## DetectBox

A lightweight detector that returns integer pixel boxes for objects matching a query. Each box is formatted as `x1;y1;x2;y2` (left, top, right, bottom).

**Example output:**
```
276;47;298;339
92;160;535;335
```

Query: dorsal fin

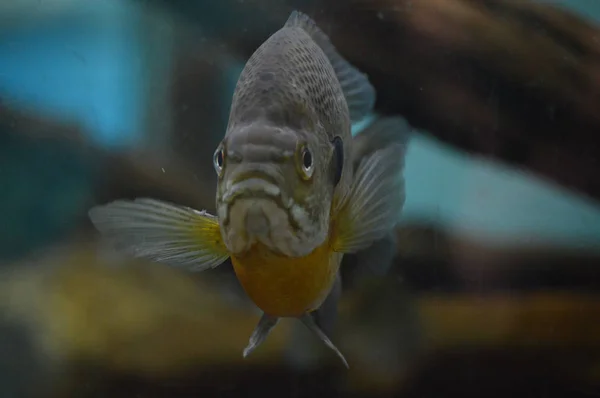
285;10;376;123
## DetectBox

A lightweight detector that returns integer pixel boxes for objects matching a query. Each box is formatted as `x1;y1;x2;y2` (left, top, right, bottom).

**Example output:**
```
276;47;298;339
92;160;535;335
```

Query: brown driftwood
144;0;600;203
310;0;600;203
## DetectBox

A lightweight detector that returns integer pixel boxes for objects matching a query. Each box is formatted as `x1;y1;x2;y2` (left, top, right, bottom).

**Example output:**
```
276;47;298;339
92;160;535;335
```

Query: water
1;1;599;397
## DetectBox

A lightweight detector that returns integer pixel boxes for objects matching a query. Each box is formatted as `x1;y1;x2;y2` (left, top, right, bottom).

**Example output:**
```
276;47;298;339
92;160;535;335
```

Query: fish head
214;121;336;258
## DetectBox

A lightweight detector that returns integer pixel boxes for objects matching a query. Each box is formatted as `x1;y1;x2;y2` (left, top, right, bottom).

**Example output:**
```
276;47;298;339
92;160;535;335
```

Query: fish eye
302;148;313;169
213;145;225;176
297;145;314;180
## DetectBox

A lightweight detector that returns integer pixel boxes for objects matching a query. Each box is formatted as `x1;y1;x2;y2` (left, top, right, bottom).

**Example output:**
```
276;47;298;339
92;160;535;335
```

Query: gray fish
87;11;406;368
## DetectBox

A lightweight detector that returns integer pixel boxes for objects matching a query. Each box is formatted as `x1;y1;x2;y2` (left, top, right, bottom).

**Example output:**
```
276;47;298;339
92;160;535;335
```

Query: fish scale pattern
227;27;349;141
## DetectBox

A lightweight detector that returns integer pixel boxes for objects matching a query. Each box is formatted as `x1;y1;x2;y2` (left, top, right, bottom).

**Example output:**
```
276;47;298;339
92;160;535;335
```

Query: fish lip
221;176;292;210
234;169;281;187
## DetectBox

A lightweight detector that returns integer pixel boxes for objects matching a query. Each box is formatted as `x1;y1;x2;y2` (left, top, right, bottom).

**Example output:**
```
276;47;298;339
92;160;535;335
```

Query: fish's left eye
213;145;225;176
298;145;314;180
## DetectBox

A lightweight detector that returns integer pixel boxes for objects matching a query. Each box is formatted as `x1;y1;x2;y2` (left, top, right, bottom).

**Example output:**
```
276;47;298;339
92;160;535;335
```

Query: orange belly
230;240;341;317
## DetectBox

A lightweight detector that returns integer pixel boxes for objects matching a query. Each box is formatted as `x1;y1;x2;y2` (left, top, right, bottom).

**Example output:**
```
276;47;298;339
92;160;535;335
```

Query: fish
88;10;407;368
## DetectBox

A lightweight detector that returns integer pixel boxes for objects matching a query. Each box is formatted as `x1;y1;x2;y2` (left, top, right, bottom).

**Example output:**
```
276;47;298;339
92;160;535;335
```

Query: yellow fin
88;198;229;271
332;141;408;254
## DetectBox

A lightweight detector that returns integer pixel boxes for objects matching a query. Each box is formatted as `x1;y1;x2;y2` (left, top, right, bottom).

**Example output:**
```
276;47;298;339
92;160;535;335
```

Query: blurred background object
1;0;600;397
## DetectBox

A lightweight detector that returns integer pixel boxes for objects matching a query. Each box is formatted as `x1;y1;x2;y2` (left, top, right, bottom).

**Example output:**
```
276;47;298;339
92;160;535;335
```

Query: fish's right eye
296;144;315;180
213;145;225;177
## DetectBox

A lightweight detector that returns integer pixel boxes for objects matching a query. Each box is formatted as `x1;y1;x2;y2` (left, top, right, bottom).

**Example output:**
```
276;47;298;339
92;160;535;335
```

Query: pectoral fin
88;198;229;271
332;141;408;254
337;116;410;279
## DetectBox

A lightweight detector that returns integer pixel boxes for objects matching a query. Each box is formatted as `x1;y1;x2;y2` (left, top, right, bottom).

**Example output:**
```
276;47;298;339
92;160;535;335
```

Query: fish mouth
221;173;292;210
219;174;302;256
223;196;293;256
